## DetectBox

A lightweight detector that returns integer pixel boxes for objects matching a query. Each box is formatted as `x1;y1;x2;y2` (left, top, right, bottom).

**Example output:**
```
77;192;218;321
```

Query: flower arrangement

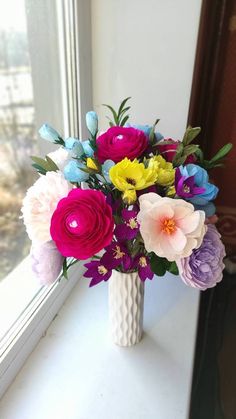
21;98;232;290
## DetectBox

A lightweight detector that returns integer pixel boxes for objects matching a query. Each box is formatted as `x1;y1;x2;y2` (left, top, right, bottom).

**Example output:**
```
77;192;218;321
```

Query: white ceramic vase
108;270;144;346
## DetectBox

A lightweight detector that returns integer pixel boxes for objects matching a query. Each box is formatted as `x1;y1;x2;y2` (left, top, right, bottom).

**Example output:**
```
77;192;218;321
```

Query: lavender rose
177;224;226;290
31;241;64;285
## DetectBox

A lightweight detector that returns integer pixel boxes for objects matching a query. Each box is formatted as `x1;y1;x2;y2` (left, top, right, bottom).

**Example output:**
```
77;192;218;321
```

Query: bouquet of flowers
21;98;232;290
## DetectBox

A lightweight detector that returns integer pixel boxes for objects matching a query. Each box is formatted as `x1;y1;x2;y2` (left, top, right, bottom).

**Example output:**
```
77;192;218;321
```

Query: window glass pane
0;0;65;346
0;0;37;280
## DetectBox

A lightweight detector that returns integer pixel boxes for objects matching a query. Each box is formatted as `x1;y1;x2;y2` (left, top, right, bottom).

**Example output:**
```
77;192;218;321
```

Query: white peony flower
21;171;71;243
47;147;71;171
137;193;206;262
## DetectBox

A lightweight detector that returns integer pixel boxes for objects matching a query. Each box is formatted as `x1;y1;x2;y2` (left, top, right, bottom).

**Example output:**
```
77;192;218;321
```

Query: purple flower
115;209;139;241
84;260;112;287
177;224;226;290
102;241;131;270
175;167;205;199
31;241;64;285
137;255;154;281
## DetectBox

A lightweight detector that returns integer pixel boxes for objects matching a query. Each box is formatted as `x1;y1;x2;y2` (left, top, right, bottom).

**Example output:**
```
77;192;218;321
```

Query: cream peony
137;193;206;262
47;147;71;171
21;171;71;243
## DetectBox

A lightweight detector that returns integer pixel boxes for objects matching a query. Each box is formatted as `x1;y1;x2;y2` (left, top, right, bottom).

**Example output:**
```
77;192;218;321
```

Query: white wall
91;0;202;139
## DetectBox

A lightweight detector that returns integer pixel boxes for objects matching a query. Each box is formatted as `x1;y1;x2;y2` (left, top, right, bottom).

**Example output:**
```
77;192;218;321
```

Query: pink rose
96;126;148;163
157;138;196;163
50;189;114;259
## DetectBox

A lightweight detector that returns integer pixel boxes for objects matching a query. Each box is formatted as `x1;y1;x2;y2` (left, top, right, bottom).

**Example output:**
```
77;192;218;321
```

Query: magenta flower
102;241;131;270
137;255;154;281
115;209;139;241
96;126;148;164
50;189;114;260
84;260;112;287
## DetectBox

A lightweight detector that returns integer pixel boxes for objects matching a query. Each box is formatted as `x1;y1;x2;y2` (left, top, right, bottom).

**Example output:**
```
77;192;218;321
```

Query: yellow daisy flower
109;158;157;192
148;155;175;186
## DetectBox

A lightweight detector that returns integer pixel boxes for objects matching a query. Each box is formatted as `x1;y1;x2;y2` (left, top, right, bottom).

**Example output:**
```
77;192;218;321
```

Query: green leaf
209;143;233;164
120;115;130;126
183;144;199;157
150;253;167;276
46;155;59;171
168;262;179;275
118;97;131;116
62;258;68;280
119;106;131;117
149;118;160;143
103;104;119;125
31;163;47;175
182;126;201;146
194;147;204;164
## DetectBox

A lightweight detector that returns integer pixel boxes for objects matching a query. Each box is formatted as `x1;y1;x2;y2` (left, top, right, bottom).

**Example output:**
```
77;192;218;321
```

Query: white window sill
0;274;199;419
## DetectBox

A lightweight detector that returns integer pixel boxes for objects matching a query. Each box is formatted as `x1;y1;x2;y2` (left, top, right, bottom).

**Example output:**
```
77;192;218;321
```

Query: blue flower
38;124;60;142
179;164;219;206
86;111;98;136
82;140;94;157
64;160;89;182
96;160;115;183
65;137;84;157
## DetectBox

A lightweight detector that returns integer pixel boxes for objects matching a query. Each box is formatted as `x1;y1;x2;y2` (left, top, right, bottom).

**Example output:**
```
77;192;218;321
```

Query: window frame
0;0;92;398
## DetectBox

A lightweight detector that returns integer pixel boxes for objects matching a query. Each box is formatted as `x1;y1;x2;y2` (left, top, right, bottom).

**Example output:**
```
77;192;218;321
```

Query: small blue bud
82;140;94;157
102;160;115;183
38;124;60;142
65;137;84;157
64;160;89;183
86;111;98;136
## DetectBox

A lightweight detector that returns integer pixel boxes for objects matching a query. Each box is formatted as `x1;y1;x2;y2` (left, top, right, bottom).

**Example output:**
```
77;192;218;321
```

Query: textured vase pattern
109;270;144;346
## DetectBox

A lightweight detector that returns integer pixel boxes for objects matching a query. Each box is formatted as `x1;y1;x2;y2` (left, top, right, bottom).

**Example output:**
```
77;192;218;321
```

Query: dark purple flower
102;241;131;270
177;224;226;290
175;167;205;199
84;260;112;287
137;255;154;281
115;209;139;241
106;193;121;212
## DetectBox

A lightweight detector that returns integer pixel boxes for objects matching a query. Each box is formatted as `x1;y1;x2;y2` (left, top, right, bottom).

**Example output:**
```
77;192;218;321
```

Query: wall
91;0;202;139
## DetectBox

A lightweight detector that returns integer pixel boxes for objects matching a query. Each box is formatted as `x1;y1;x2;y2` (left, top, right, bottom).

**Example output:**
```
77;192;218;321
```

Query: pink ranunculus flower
157;138;196;163
31;241;64;285
50;189;114;259
96;126;148;164
21;171;72;244
137;193;206;262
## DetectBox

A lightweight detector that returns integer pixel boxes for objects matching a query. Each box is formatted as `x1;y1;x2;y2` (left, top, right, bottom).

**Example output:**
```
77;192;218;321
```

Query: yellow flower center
162;218;176;235
126;177;136;186
139;256;147;267
98;265;108;275
113;245;125;259
183;185;190;193
127;217;138;229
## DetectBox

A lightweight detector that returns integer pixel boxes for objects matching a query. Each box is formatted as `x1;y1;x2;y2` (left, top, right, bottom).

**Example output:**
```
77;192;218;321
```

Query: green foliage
150;253;179;276
196;143;233;170
149;118;160;144
172;126;200;167
31;155;59;175
103;97;131;126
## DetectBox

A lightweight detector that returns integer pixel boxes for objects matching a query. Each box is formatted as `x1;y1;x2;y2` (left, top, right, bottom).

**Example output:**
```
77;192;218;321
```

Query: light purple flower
177;224;226;290
31;241;64;285
84;260;112;287
115;209;139;241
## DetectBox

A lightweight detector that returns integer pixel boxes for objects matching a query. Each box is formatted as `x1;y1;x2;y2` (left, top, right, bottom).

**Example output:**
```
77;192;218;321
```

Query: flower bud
86;111;98;136
38;124;60;142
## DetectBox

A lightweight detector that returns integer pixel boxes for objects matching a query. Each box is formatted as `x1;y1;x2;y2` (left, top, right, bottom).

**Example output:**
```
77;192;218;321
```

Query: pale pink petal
173;203;193;220
168;228;187;252
177;211;201;234
148;204;174;221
